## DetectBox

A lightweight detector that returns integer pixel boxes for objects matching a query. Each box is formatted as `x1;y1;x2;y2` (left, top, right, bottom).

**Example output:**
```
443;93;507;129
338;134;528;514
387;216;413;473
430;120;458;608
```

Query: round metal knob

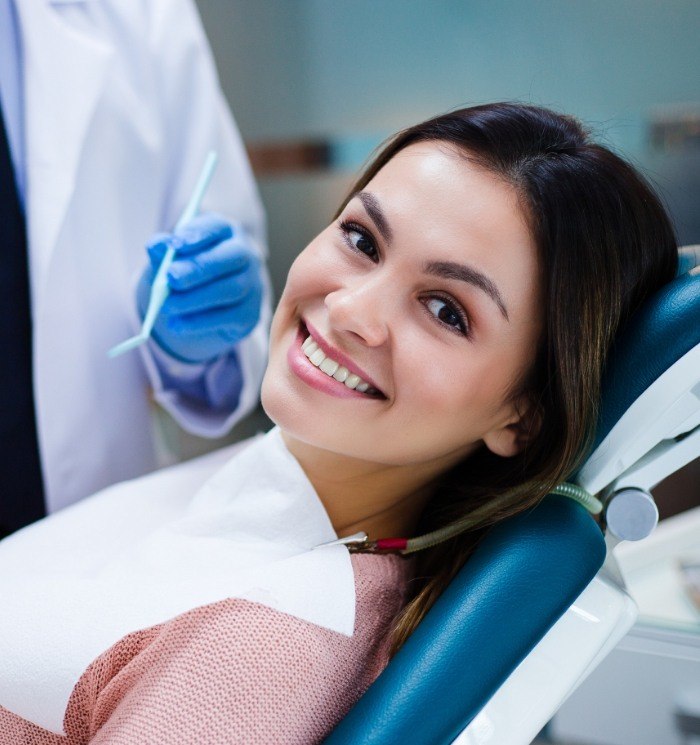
605;488;658;542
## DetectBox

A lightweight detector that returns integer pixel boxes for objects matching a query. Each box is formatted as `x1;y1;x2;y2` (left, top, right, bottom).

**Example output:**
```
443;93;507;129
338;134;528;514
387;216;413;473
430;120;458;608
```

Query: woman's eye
424;297;468;335
340;221;379;261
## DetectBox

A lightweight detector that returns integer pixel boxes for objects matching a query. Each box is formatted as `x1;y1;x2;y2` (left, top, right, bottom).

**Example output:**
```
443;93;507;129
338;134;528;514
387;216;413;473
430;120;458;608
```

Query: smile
287;322;386;400
301;335;381;395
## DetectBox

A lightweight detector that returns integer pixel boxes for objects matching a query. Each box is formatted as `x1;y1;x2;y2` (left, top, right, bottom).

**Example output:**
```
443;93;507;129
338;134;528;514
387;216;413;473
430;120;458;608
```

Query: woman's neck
280;431;445;541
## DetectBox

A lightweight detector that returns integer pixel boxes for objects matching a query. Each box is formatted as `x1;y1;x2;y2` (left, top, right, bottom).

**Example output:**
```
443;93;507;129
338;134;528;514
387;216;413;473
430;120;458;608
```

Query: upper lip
302;319;386;396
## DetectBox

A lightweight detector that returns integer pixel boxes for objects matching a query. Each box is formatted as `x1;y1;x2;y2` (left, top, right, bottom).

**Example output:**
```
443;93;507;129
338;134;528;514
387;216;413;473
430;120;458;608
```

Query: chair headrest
592;271;700;454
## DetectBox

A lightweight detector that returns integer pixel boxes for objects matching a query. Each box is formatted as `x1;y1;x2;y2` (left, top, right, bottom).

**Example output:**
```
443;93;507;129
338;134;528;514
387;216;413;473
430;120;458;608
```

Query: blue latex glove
137;214;263;364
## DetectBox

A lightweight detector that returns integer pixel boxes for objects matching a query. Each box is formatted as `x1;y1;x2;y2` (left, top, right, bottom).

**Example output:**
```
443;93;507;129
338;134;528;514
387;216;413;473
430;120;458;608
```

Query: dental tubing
330;482;603;556
549;482;603;515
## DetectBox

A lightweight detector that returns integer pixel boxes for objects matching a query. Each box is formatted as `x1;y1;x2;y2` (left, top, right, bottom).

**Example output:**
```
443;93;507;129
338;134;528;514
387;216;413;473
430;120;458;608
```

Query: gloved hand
137;213;263;364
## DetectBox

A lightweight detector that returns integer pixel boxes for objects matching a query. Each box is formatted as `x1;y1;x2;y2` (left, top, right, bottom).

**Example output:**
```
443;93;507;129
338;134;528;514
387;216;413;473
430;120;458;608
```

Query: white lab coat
15;0;269;514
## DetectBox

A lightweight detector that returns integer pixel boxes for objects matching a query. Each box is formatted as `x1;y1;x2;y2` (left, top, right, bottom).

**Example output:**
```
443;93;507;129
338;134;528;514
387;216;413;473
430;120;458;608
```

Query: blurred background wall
195;0;700;300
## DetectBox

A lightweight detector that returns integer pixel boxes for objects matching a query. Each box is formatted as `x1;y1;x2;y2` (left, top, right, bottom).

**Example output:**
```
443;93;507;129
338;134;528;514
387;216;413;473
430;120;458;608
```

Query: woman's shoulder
350;552;414;622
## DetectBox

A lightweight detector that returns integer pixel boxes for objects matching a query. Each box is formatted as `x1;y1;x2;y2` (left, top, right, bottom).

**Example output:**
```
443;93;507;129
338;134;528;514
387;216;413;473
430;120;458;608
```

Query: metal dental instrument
108;150;219;358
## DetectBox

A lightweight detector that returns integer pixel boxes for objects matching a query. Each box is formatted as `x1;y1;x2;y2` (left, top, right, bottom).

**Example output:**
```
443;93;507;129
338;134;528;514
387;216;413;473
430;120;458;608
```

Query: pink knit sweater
0;553;411;744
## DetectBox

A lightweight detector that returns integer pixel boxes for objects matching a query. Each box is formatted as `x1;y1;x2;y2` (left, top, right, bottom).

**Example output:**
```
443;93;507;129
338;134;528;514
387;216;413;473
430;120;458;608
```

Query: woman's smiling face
262;142;543;474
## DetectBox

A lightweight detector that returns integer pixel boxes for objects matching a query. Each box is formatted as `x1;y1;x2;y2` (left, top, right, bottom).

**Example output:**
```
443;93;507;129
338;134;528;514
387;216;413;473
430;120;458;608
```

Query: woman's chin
260;379;349;457
259;370;284;429
260;368;319;440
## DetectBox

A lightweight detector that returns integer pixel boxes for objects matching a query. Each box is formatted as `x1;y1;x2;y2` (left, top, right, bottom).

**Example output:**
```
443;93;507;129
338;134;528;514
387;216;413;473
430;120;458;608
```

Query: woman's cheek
290;242;349;296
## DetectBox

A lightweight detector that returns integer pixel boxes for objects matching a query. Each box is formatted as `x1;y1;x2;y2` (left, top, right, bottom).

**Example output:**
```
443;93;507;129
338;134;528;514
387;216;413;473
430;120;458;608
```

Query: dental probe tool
108;150;219;358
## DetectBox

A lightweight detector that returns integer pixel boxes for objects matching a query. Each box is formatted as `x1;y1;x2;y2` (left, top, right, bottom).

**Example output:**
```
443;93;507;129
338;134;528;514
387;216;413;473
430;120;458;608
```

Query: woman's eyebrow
424;260;510;321
356;191;393;243
352;190;508;320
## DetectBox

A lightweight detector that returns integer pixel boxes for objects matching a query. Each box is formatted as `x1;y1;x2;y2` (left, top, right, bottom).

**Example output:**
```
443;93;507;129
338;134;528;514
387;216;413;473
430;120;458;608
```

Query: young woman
0;103;677;743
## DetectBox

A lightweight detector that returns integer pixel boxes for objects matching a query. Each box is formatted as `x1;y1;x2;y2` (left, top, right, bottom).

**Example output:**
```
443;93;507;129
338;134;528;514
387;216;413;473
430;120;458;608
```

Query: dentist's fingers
166;240;257;291
165;293;263;346
163;267;258;316
145;233;181;270
145;214;234;267
173;214;234;256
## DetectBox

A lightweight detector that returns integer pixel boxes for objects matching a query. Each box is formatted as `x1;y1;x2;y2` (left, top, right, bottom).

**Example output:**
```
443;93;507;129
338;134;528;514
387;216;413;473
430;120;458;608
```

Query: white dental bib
0;428;354;735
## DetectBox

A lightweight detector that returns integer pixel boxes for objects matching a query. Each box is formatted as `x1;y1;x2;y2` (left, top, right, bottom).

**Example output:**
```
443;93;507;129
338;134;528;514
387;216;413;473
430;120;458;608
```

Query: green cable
549;482;603;515
401;481;602;555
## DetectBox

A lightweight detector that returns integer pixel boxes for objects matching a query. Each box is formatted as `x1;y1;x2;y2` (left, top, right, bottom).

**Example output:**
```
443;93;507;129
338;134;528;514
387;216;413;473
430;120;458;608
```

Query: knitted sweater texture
0;553;411;744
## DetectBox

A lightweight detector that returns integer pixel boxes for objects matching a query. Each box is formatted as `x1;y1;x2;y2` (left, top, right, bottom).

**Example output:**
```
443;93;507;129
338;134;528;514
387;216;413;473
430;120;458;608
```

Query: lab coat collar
14;0;109;303
0;428;356;735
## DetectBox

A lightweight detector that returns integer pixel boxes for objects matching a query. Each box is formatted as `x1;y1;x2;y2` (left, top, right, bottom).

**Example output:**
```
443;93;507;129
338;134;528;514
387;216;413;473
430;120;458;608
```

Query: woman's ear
482;394;542;458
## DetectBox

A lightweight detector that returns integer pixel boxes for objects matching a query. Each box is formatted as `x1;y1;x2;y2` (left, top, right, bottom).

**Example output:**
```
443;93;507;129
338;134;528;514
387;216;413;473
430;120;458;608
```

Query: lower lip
287;326;377;400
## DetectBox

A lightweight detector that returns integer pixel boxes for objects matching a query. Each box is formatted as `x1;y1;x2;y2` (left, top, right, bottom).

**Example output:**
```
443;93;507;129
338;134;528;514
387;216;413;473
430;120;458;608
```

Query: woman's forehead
357;143;531;261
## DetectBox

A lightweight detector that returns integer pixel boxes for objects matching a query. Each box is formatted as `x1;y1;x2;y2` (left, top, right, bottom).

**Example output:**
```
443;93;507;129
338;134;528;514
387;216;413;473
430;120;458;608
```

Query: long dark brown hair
336;103;678;652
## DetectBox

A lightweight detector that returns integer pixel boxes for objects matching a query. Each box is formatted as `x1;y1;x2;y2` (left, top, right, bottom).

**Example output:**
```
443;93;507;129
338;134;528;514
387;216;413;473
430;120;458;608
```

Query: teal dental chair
327;248;700;745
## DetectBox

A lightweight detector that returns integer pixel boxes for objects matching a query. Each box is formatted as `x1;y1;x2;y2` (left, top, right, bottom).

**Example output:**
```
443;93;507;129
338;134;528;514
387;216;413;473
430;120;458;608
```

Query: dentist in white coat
0;0;270;533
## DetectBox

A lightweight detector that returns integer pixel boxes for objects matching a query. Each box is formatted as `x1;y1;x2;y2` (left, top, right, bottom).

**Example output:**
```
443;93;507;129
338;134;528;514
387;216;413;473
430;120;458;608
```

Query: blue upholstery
325;497;605;745
593;272;700;451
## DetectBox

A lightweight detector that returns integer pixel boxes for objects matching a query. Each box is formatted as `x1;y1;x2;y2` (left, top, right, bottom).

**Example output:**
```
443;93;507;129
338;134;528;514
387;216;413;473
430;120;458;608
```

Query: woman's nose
324;278;390;347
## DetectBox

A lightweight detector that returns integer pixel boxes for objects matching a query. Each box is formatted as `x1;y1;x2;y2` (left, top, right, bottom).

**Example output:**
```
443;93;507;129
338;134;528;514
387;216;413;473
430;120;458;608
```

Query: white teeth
319;358;340;376
309;348;325;367
301;334;378;395
332;366;349;383
344;374;361;390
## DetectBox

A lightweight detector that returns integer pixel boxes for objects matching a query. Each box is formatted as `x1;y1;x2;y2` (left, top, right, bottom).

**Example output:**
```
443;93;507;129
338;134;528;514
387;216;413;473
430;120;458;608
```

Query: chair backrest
326;263;700;745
